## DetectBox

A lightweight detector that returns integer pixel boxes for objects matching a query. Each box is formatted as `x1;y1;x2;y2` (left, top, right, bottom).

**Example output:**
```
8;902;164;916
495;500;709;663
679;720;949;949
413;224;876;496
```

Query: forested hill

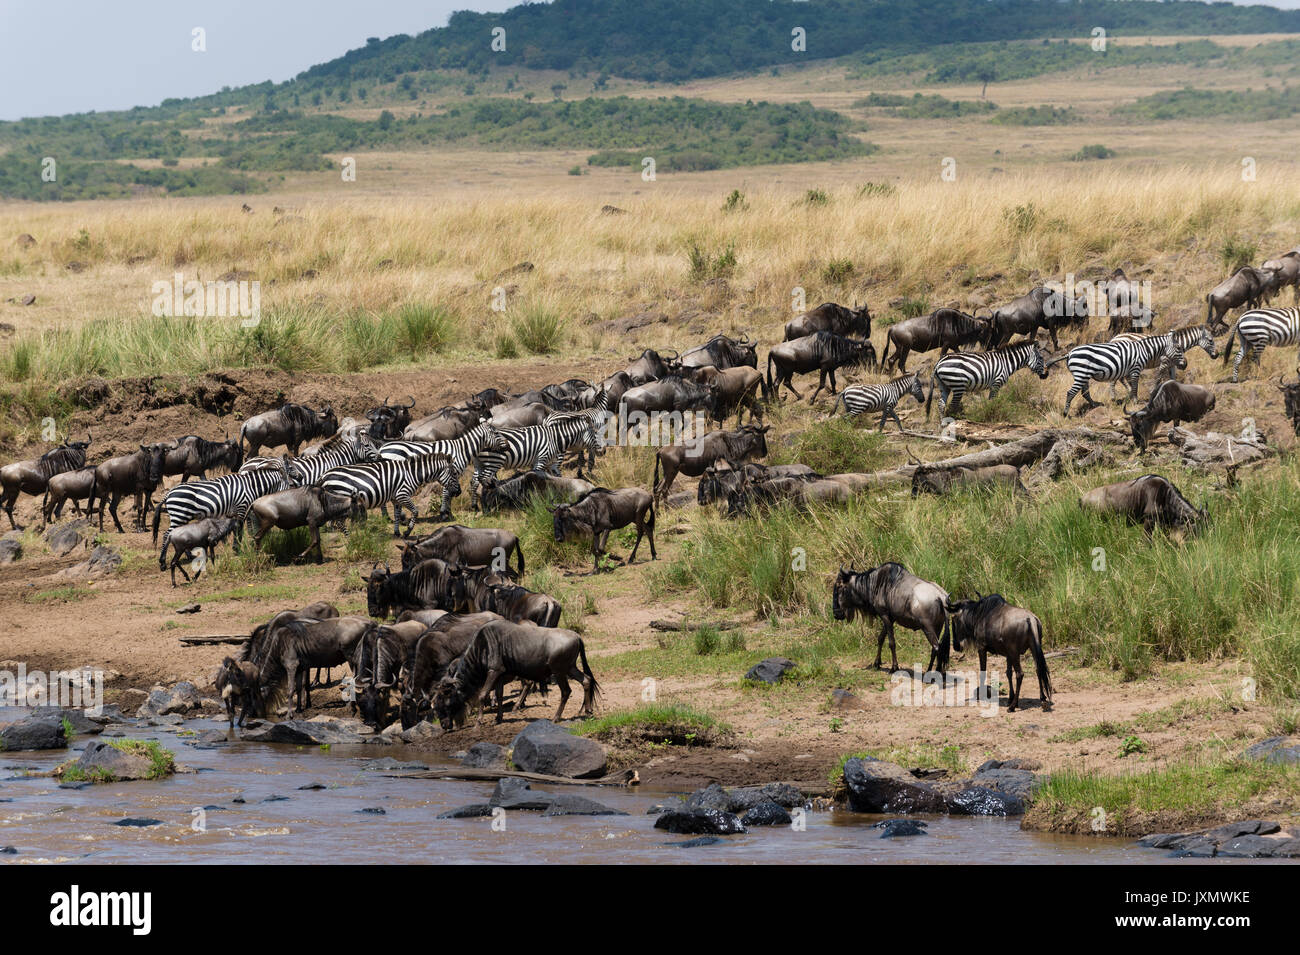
303;0;1300;84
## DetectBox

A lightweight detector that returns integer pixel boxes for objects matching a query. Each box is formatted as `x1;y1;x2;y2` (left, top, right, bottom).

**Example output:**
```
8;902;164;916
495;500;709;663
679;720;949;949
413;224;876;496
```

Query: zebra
319;453;462;536
543;388;614;473
374;421;498;516
1223;307;1300;382
1050;334;1185;417
284;430;379;486
469;424;562;509
152;460;292;569
831;373;925;432
1106;324;1218;398
925;342;1047;420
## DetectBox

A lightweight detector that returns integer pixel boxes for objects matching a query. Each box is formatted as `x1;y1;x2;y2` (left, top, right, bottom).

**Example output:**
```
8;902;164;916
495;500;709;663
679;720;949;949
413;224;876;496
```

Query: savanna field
3;10;1300;844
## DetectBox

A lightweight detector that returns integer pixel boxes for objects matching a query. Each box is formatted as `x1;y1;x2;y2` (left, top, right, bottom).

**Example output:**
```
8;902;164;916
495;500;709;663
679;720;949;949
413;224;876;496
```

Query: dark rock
176;603;201;615
1242;736;1300;765
947;787;1025;816
509;720;607;779
684;782;732;811
970;766;1039;800
0;539;20;564
740;801;792;827
297;782;326;790
975;758;1042;773
356;807;386;815
42;708;103;736
56;545;121;580
58;781;92;790
489;777;553;811
136;681;203;718
358;757;427;772
240;718;373;746
542;794;628;816
841;757;947;814
262;795;289;803
829;688;865;711
728;782;806;811
114;818;162;827
197;730;231;745
1216;835;1285;859
653;807;746;835
437;804;496;819
0;846;15;854
461;742;507;770
1137;820;1295;858
664;836;721;848
45;521;89;557
745;657;796;684
0;715;66;751
873;819;929;838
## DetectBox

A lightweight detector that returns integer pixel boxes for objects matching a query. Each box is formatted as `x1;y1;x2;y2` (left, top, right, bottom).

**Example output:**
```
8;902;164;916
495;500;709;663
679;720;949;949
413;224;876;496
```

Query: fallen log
867;427;1130;483
1168;427;1272;470
179;634;248;646
385;767;640;787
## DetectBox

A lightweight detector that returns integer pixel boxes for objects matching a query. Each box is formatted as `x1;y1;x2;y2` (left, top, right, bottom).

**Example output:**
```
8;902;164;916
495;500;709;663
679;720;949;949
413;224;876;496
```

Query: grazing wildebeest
911;464;1028;498
1206;266;1278;332
1279;373;1300;435
398;611;502;728
1;435;92;531
366;559;467;618
945;593;1052;712
1079;474;1207;535
652;425;769;501
725;475;851;517
766;332;877;401
41;467;97;526
239;402;338;457
400;525;524;575
1124;380;1216;453
403;405;485;442
619;376;716;417
784;302;871;342
478;471;596;513
879;308;993;373
687;365;766;423
256;615;376;714
215;657;264;729
92;443;169;533
164;516;240;586
832;563;950;674
679;334;759;371
161;435;244;484
697;461;819;507
248;485;355;562
432;619;599;727
472;582;562;628
988;286;1089;349
365;396;416;441
1261;252;1300;305
623;348;680;385
552;487;656;574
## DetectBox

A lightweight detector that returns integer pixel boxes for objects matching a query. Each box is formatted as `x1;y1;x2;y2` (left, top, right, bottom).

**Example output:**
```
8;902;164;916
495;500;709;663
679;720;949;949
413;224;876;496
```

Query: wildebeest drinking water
832;563;950;674
945;593;1052;712
552;487;656;574
215;657;264;729
1;434;92;530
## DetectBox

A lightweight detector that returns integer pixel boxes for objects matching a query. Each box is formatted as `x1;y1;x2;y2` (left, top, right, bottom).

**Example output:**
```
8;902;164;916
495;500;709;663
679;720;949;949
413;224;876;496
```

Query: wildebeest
215;657;264;729
725;475;851;517
679;334;759;371
488;401;550;430
619;376;716;417
623;348;680;385
552;487;656;574
945;593;1052;712
478;471;596;513
580;371;635;409
652;425;769;501
256;615;376;714
766;332;877;401
697;460;819;507
832;563;950;673
988;286;1089;349
399;611;503;728
248;485;355;563
879;308;993;373
92;443;169;533
1261;252;1300;305
1124;380;1216;452
1;435;92;531
911;464;1028;498
687;365;766;423
164;516;240;586
350;622;429;728
400;525;524;575
41;467;97;526
239;402;338;457
1279;372;1300;435
366;559;466;618
403;404;485;442
1079;474;1207;535
472;582;562;628
365;396;416;441
1206;266;1278;331
431;620;599;727
161;435;244;484
242;602;341;689
784;302;871;342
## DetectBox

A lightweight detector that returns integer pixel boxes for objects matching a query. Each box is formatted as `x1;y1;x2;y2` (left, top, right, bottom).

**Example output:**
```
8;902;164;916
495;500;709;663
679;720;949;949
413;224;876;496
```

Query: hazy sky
1;0;1298;121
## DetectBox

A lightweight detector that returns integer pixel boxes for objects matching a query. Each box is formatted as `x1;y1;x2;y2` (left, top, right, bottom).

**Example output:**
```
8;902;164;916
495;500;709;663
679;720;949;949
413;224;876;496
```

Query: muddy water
0;712;1246;864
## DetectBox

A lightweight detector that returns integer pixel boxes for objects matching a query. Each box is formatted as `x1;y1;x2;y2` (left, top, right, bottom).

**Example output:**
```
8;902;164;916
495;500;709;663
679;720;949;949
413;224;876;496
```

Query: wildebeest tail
151;500;164;545
924;371;936;418
1222;321;1238;366
514;541;525;576
878;332;892;372
1029;618;1052;704
938;613;952;673
765;351;775;396
577;638;600;704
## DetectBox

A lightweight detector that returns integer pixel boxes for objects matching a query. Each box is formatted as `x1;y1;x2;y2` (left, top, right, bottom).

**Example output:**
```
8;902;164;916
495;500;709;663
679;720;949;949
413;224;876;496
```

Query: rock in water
841;756;947;814
653;807;746;835
873;819;929;838
740;801;792;827
1242;737;1300;765
461;742;507;770
946;787;1025;816
542;794;628;817
489;777;553;811
0;715;67;751
509;720;607;779
437;804;496;819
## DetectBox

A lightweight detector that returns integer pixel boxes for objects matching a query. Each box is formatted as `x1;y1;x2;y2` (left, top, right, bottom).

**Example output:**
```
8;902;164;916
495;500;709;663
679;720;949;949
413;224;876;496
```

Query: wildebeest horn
403;395;415;408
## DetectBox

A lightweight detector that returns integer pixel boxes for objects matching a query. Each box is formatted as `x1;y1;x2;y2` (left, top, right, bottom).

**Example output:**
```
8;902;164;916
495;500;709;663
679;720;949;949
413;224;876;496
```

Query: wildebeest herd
5;247;1298;730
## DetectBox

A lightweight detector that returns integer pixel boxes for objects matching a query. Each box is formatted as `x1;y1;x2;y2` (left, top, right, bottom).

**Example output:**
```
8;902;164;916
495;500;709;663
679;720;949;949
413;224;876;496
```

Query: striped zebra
376;421;497;470
320;453;462;537
1106;324;1218;398
1223;307;1300;382
832;373;925;432
284;430;379;485
925;342;1047;420
152;461;291;569
469;424;562;508
543;388;614;473
1050;334;1185;417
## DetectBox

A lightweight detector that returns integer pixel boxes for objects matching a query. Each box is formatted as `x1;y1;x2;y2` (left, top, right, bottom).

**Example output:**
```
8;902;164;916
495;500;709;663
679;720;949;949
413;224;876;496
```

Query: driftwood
385;767;640;787
870;427;1129;484
1168;427;1272;470
650;619;741;632
179;634;248;646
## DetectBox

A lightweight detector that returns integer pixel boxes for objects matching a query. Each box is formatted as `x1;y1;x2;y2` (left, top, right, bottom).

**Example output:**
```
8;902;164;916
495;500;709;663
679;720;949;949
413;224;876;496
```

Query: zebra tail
831;391;846;417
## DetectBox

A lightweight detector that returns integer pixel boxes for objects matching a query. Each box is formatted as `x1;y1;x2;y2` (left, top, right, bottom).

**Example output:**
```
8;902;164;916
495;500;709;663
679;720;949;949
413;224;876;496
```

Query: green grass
342;513;397;563
569;702;731;745
59;738;176;783
24;586;94;604
510;305;567;355
990;105;1079;126
768;416;894;475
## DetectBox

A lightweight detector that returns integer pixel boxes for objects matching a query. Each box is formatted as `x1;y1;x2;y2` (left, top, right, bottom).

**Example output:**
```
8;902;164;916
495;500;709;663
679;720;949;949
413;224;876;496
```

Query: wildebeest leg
782;376;804;401
479;666;505;724
871;621;888;669
1007;657;1020;712
3;488;21;531
886;621;900;672
552;674;572;723
107;490;127;533
591;531;602;574
628;518;644;564
809;370;829;403
977;648;990;705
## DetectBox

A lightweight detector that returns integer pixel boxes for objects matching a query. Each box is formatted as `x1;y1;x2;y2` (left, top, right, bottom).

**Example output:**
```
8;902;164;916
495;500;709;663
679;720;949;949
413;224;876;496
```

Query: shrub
511;305;567;354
